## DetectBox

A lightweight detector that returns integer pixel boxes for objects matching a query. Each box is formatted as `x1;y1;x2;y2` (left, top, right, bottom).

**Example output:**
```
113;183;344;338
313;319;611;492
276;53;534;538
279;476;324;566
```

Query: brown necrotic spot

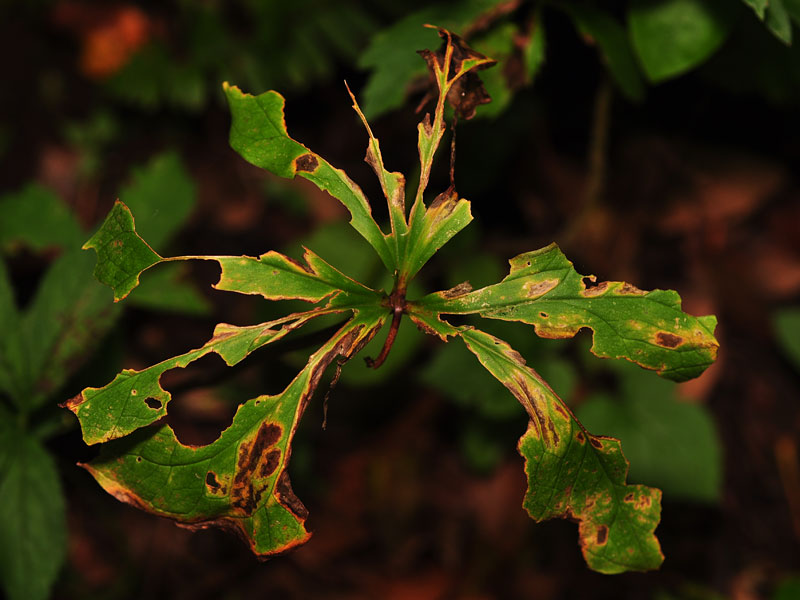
618;282;645;296
596;525;608;545
231;422;283;514
144;397;162;410
523;278;557;298
576;431;585;444
624;492;634;502
441;281;473;299
295;153;318;172
236;423;282;471
589;436;603;449
655;331;684;348
581;280;609;297
257;449;281;478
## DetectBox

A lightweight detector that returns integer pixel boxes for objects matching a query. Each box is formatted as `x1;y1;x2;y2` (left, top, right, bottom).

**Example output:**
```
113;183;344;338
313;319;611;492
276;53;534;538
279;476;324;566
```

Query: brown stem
365;283;407;369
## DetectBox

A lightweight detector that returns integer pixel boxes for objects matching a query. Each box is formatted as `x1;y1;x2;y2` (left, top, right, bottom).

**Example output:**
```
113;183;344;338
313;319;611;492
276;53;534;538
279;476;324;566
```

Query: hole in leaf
159;353;249;447
144;397;162;410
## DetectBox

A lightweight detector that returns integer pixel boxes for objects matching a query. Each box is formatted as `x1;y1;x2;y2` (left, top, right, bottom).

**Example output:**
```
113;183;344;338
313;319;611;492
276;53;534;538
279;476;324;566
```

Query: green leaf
460;328;663;574
345;84;408;266
564;4;645;101
83;201;162;302
0;259;23;403
628;0;733;82
774;307;800;370
19;250;118;410
742;0;768;19
118;151;196;252
403;185;473;280
418;243;718;382
0;428;67;600
223;83;394;271
784;0;800;23
81;312;386;557
84;201;380;308
525;10;546;83
0;184;83;251
765;0;793;44
66;311;326;445
577;361;722;503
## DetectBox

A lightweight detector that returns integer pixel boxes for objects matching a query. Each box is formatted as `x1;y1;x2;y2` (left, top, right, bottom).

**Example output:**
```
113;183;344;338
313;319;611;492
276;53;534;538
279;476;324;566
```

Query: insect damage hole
158;353;243;447
144;397;162;410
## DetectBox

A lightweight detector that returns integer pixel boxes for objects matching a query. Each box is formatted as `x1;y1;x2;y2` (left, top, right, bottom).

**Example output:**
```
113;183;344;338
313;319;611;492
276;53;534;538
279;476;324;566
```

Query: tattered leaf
345;83;408;263
83;201;381;309
358;0;502;118
419;243;718;382
0;428;67;600
417;26;497;120
66;312;327;445
223;82;393;270
82;313;385;557
628;0;732;82
461;328;663;573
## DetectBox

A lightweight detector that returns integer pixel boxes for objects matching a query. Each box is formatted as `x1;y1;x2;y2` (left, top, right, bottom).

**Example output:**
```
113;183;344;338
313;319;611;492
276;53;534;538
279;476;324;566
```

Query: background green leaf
628;0;733;82
577;360;722;503
0;427;67;600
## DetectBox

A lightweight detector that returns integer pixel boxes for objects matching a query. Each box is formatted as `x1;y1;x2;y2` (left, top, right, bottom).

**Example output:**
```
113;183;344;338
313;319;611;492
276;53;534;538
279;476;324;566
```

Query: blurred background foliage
1;0;800;599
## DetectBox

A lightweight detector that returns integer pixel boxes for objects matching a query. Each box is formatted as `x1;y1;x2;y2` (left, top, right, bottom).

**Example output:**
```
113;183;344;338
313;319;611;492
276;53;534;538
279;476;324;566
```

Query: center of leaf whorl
365;280;408;369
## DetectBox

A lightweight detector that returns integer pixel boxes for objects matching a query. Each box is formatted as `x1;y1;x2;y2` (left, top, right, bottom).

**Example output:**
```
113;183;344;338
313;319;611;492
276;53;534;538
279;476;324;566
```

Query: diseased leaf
460;328;663;574
357;0;503;118
82;312;385;557
345;83;408;264
0;427;67;600
403;185;473;280
628;0;732;82
223;82;394;270
65;312;330;444
83;200;381;308
418;243;718;382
